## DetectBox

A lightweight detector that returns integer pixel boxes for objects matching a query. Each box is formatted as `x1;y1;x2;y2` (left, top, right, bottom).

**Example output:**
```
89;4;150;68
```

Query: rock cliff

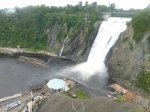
107;24;150;84
46;21;101;62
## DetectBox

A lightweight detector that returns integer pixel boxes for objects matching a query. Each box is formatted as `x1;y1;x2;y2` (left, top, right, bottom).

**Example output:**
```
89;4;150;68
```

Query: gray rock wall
107;25;150;83
46;21;101;62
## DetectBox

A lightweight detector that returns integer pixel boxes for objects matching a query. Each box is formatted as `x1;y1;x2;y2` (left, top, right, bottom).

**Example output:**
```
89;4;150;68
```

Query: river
0;17;131;98
0;57;71;98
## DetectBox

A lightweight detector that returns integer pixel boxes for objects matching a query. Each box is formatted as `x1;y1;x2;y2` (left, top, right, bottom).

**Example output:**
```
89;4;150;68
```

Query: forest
132;9;150;41
0;2;104;50
0;1;140;50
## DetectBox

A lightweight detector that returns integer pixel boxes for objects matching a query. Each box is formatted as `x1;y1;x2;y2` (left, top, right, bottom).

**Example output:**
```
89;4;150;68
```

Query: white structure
47;79;66;91
102;13;111;20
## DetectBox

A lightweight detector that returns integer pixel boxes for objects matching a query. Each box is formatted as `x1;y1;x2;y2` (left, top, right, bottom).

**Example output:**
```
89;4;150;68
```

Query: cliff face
46;21;101;62
107;25;150;83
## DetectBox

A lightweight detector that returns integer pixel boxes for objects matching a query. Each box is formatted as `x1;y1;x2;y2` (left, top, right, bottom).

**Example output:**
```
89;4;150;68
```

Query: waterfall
59;28;73;56
69;17;131;79
59;35;68;56
88;17;131;63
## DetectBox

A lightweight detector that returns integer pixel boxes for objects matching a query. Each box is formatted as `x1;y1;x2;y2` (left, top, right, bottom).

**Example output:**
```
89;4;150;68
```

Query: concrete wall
102;14;111;20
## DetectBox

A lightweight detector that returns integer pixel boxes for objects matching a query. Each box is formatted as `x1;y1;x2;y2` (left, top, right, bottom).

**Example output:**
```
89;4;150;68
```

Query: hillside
38;94;139;112
0;3;141;61
0;3;104;61
108;9;150;94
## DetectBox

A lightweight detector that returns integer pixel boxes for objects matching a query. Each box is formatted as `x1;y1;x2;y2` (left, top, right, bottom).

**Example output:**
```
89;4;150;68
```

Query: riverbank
0;47;149;111
0;77;106;112
0;47;73;63
0;61;147;112
0;76;147;112
0;47;57;57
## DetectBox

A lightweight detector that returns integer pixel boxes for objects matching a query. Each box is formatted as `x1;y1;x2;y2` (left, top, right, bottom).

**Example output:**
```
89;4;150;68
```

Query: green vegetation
76;90;89;99
0;2;141;51
147;35;150;42
148;35;150;50
137;70;150;92
116;93;124;102
122;37;129;43
64;90;89;99
132;9;150;42
129;42;133;51
0;2;106;50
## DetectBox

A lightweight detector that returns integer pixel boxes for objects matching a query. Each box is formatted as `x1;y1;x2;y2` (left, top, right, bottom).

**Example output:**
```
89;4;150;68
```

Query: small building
47;78;66;92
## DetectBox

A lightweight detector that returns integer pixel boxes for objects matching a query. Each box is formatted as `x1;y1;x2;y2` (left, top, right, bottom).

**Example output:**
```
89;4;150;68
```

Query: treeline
132;9;150;41
0;2;106;50
0;1;141;50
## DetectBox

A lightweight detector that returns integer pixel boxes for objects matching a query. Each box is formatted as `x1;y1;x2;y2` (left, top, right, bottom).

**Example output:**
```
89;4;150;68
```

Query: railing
101;12;138;17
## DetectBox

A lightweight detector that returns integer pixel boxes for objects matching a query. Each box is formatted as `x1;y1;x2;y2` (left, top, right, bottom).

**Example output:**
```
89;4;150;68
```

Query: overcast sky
0;0;149;10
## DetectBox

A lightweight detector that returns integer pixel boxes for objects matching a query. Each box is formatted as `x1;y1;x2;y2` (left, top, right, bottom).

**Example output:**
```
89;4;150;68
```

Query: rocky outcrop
19;56;49;67
46;21;101;62
38;94;140;112
1;21;101;63
107;24;150;83
0;47;73;64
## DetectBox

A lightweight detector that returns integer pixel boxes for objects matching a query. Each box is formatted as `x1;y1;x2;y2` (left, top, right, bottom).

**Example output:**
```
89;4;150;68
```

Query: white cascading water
59;35;68;56
70;17;131;79
59;27;73;56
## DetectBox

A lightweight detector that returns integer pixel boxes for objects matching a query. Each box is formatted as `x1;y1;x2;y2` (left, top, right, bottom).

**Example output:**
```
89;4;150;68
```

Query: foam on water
70;17;131;79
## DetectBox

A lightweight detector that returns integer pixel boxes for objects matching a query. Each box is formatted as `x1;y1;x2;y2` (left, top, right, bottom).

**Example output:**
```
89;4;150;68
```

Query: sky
0;0;149;10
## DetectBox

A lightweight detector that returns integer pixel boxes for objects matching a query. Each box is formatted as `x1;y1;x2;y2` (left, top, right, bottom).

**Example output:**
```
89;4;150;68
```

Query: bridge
102;12;137;20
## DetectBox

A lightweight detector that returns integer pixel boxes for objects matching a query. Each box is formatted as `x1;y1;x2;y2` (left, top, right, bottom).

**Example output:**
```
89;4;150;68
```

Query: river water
0;57;71;98
0;17;131;98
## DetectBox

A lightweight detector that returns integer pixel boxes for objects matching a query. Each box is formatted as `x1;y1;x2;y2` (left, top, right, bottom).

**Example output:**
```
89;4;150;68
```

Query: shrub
116;93;124;102
148;35;150;51
132;9;150;42
137;70;150;92
129;42;133;51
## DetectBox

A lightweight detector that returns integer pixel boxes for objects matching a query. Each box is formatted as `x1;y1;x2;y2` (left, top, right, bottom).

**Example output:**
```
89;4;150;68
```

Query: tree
0;3;103;50
109;3;116;9
85;1;88;6
78;1;82;6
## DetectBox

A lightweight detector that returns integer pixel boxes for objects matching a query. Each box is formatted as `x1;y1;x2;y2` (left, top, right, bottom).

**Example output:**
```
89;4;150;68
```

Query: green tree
132;9;150;41
109;3;116;9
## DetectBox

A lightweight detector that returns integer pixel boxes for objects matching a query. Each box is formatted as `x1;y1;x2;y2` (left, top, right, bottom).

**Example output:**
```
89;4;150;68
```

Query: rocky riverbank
1;76;149;112
0;47;74;65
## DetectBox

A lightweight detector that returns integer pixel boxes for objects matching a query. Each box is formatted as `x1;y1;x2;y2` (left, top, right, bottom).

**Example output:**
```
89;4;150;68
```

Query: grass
116;93;124;102
63;90;89;99
76;90;89;99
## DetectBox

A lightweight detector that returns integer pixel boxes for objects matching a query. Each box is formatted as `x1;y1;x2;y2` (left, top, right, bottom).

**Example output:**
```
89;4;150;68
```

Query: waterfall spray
69;17;131;80
59;17;131;89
